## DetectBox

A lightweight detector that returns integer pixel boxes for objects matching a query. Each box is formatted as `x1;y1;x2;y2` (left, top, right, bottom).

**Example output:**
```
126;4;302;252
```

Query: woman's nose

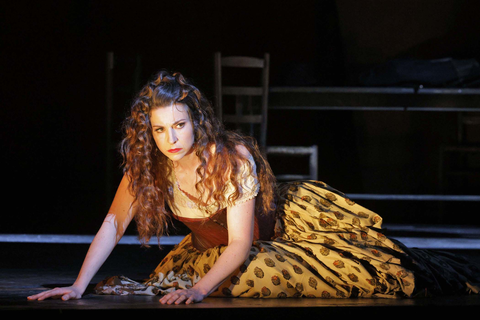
167;129;178;144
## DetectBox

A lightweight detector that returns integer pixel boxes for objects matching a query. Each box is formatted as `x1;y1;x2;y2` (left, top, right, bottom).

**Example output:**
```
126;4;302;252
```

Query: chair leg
309;145;318;180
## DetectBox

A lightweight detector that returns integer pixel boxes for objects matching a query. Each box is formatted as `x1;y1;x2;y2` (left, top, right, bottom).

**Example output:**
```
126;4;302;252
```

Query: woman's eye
155;127;164;133
176;122;185;129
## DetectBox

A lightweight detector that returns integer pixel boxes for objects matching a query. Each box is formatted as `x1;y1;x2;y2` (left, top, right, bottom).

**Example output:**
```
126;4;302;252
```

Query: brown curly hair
119;70;277;245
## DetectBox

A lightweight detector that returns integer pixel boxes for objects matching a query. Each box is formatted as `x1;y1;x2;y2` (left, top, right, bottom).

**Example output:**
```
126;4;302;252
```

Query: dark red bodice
173;208;275;252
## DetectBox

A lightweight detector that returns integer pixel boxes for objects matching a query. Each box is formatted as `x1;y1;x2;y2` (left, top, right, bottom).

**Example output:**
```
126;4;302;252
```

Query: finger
32;291;55;301
173;294;188;305
38;289;63;301
28;289;54;299
160;293;178;304
169;293;188;305
168;294;184;305
159;295;169;304
159;292;173;303
29;288;68;301
62;291;75;301
27;292;43;300
30;290;54;301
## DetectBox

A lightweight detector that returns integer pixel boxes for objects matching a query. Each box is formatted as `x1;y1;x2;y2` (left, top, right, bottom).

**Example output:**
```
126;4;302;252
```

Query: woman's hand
27;175;136;303
27;285;84;301
159;288;206;305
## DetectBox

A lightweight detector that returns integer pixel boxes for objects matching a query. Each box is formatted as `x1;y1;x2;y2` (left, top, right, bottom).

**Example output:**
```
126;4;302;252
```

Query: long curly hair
119;70;277;245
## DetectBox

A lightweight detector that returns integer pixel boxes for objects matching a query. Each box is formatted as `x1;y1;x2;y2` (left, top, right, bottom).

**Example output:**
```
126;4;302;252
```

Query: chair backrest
214;52;270;148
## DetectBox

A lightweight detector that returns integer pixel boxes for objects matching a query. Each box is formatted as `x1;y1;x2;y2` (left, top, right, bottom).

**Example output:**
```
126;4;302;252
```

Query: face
150;103;195;163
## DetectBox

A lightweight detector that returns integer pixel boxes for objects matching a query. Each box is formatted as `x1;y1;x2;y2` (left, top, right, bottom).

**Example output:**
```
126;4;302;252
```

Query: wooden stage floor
2;224;480;316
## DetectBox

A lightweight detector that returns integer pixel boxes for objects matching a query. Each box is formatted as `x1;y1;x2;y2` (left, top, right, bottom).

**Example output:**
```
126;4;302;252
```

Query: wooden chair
214;52;318;181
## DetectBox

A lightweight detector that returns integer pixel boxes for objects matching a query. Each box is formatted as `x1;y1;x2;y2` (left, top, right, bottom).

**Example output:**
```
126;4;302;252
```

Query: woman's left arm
159;198;255;304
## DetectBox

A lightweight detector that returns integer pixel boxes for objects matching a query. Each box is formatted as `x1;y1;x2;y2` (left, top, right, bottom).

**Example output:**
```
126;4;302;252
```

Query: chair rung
275;174;314;181
221;56;265;68
223;86;264;96
442;146;480;152
266;146;317;155
223;114;263;123
444;170;480;175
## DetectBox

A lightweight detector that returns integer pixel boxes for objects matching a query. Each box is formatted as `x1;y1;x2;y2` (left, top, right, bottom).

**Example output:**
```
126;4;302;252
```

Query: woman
28;71;479;304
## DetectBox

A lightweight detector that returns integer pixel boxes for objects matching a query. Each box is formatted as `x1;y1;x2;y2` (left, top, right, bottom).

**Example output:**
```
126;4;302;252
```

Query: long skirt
94;180;480;298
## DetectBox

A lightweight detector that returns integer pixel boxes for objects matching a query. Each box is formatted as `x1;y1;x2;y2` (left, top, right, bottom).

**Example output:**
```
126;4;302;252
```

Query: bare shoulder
235;144;256;171
235;144;251;158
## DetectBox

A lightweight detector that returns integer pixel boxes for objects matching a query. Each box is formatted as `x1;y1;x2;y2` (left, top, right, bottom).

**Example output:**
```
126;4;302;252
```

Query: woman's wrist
191;283;212;297
72;280;88;295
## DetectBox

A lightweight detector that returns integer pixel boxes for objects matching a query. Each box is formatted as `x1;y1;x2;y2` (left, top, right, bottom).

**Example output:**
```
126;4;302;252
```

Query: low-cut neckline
172;162;214;209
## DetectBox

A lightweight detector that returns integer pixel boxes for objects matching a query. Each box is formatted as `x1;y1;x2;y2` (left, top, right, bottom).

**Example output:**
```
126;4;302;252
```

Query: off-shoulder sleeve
225;154;260;206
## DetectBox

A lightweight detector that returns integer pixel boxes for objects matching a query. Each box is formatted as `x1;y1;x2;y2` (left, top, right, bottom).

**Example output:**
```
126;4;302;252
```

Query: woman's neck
172;150;200;174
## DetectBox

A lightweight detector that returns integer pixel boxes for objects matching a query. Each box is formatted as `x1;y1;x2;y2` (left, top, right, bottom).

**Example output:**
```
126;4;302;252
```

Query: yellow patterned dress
95;158;480;298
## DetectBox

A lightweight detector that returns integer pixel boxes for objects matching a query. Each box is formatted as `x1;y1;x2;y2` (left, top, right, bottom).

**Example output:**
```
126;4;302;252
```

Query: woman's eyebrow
151;119;187;127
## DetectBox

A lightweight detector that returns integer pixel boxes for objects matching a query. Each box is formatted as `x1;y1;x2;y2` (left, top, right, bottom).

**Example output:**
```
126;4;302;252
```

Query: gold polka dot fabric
95;181;480;298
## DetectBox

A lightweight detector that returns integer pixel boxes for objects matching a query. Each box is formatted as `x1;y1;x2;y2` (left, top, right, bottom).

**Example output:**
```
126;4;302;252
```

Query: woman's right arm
27;174;137;301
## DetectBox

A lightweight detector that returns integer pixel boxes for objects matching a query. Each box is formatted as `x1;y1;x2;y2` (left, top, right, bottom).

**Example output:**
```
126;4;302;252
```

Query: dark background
1;0;479;236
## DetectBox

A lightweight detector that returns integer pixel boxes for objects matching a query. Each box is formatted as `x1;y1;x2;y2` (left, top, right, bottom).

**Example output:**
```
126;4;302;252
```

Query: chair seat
265;145;318;181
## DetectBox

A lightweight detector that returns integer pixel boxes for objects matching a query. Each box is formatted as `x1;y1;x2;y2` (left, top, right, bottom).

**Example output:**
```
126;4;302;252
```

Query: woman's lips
168;148;182;153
